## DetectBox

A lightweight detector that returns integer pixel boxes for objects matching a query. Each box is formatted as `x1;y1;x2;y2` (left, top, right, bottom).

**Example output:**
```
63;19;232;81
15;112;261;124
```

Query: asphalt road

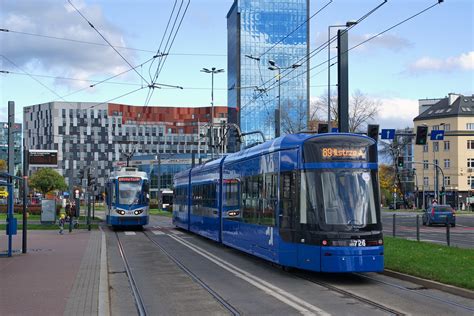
103;215;474;315
382;212;474;248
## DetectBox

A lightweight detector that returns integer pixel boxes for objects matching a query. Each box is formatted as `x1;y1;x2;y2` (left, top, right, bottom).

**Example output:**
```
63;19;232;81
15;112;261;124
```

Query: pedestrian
58;213;66;235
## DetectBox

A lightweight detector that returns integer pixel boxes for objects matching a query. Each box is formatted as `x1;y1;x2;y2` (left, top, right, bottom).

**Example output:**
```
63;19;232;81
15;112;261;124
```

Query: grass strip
0;224;99;230
149;209;172;217
384;237;474;290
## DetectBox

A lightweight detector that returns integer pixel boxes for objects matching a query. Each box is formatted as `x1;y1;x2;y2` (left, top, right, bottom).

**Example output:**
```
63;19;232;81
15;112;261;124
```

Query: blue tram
173;133;384;273
106;167;150;227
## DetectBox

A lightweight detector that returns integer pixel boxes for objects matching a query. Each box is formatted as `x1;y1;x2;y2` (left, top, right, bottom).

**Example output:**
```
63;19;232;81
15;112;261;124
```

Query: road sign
430;130;445;140
380;129;395;140
0;187;8;198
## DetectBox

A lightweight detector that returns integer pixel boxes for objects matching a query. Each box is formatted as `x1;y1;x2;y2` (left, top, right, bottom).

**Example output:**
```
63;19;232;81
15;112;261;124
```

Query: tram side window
240;173;276;226
280;171;298;229
192;183;217;216
224;180;239;208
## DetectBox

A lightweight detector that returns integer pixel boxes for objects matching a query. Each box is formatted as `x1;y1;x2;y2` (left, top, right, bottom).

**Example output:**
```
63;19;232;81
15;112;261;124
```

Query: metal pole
277;68;281;137
392;213;396;237
327;26;331;125
416;215;420;242
446;217;450;246
157;156;162;210
87;192;91;231
210;70;214;159
22;139;28;253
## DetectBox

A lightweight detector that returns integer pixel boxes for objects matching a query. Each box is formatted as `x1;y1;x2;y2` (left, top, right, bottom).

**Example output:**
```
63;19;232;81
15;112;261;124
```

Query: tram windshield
301;169;379;231
118;180;142;205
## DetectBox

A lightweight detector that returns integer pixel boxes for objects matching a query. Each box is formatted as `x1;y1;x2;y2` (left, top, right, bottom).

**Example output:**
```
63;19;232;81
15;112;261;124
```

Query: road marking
169;234;330;316
171;230;184;235
152;231;166;235
124;232;136;236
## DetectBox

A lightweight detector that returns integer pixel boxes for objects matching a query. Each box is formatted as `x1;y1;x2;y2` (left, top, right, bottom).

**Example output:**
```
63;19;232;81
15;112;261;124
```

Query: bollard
392;213;396;237
416;215;420;242
446;217;450;247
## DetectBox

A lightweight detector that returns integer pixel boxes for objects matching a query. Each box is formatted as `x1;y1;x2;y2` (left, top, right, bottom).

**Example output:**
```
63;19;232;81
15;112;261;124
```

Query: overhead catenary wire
0;54;66;101
0;28;225;57
240;0;442;113
67;0;150;86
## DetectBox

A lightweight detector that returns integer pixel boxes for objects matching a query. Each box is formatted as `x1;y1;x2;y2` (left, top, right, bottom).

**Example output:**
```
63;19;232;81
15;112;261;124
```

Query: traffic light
440;186;446;196
367;124;379;141
415;125;428;145
318;123;328;134
397;156;404;168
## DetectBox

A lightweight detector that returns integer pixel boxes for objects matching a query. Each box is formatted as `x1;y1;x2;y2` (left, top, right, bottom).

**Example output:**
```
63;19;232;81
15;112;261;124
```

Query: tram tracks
355;273;474;313
142;230;242;316
114;231;148;316
293;272;406;316
115;227;473;316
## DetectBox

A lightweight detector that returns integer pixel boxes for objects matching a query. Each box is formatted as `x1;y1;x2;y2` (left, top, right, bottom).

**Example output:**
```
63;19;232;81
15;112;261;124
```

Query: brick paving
0;229;102;316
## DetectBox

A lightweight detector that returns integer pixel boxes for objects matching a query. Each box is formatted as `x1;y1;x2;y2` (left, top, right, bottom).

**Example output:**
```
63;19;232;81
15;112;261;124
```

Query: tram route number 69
349;239;366;247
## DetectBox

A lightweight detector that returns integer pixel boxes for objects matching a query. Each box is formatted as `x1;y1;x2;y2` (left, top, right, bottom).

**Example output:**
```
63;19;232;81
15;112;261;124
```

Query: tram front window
118;181;141;205
302;169;379;231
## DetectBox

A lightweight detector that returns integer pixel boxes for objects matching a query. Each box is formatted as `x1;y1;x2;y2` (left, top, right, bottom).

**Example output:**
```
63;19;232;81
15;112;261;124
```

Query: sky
1;0;473;130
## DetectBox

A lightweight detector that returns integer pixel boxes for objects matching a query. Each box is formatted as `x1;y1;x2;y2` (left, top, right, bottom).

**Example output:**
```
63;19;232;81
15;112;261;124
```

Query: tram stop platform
0;229;108;316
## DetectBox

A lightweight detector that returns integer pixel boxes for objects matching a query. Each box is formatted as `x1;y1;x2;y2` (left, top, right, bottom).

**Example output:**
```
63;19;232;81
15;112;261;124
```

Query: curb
98;228;110;316
382;269;474;300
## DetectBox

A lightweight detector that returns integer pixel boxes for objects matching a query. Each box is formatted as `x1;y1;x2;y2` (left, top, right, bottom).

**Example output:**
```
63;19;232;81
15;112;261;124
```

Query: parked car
422;205;456;227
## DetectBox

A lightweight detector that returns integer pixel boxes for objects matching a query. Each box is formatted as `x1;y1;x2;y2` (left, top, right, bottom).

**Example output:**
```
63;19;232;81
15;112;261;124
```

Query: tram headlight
116;210;126;215
134;209;143;215
227;210;240;217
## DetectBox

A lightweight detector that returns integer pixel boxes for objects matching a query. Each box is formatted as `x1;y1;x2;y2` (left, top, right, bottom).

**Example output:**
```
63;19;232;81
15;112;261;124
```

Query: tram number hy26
349;239;366;247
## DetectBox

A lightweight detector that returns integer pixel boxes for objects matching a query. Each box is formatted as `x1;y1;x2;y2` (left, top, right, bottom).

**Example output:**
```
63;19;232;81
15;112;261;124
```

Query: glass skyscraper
227;0;309;142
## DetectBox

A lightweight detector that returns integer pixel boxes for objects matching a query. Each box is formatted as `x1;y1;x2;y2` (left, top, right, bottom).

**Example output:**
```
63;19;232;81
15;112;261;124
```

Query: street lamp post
327;21;357;126
268;60;300;137
201;67;224;158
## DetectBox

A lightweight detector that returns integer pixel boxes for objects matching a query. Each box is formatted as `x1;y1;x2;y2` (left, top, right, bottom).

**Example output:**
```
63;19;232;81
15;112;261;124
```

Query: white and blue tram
106;167;150;227
173;133;384;273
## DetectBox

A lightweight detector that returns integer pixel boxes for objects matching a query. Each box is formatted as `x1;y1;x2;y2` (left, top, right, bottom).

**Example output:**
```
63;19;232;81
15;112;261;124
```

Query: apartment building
413;93;474;208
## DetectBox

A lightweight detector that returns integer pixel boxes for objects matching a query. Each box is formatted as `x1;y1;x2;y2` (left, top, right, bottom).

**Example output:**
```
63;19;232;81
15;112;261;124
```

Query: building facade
0;122;22;173
227;0;309;142
413;93;474;209
23;102;231;193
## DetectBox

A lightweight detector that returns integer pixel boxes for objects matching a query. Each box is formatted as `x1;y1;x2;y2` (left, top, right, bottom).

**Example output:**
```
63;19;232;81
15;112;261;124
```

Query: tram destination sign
118;177;141;182
321;146;367;161
28;150;58;167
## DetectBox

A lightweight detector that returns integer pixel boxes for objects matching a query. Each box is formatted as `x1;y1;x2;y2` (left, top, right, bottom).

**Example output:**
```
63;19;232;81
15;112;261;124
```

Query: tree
0;159;6;172
281;98;308;134
310;89;380;132
29;168;67;196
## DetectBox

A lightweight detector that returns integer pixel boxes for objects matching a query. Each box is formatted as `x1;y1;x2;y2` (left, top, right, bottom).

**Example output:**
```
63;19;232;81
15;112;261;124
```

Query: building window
467;123;474;130
443;124;450;131
444;176;451;186
432;125;439;131
433;142;439;152
423;177;429;186
444;159;450;169
468;158;474;168
423;144;428;152
468;140;474;150
468;176;474;187
423;160;429;169
444;141;450;151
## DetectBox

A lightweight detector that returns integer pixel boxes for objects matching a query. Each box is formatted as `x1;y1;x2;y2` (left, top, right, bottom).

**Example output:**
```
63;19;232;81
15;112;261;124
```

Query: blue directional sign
331;127;339;133
430;130;445;140
380;129;396;140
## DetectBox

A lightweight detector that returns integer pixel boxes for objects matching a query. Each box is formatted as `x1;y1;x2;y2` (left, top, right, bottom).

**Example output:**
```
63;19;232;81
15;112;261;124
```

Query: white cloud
1;0;136;90
408;51;474;73
374;98;419;129
350;33;412;52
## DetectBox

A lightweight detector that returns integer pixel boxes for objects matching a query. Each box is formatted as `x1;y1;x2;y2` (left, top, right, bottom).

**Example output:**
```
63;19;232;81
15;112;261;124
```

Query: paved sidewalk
0;229;106;316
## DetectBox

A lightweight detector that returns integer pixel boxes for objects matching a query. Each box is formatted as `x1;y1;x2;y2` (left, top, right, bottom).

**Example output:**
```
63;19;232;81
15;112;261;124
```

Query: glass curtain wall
228;0;309;142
